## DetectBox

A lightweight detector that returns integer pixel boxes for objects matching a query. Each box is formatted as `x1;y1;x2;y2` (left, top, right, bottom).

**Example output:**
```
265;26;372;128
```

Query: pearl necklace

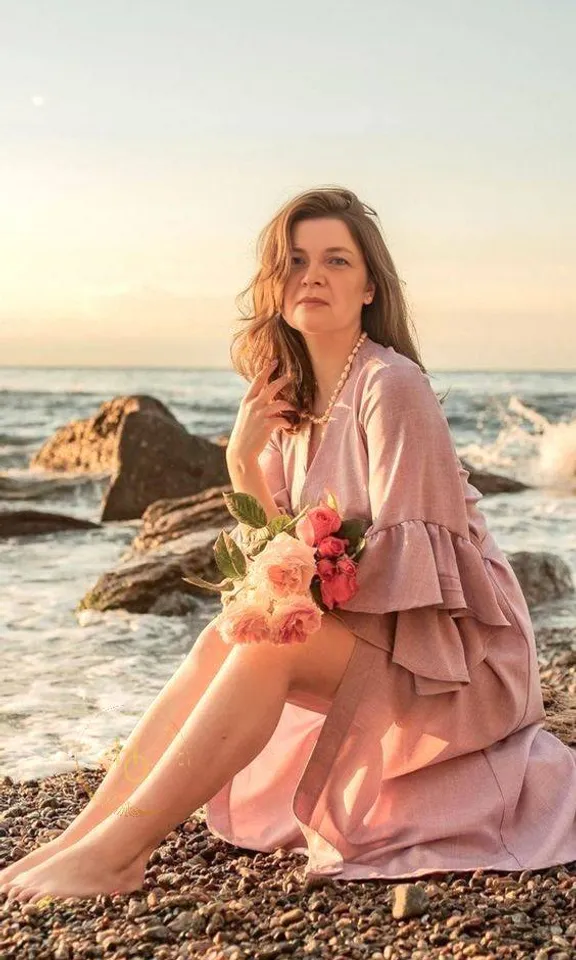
300;330;368;425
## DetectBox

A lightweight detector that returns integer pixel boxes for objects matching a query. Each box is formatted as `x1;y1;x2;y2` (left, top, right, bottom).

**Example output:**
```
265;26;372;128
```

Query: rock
0;509;100;538
30;395;230;522
20;903;39;917
391;883;429;919
127;897;148;919
103;402;229;522
279;908;305;926
31;395;171;473
460;459;529;495
77;535;224;615
137;923;171;941
507;551;575;607
53;940;73;960
129;485;235;554
167;910;200;933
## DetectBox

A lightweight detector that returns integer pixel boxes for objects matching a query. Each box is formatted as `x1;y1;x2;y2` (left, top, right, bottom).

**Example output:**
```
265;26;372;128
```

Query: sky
0;1;574;370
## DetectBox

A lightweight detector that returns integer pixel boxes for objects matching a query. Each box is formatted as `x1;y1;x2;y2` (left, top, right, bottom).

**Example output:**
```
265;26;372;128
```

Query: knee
190;618;232;669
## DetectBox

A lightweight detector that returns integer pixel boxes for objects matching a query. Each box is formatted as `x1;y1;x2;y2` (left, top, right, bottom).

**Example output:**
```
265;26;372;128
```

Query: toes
13;885;35;903
29;891;50;906
7;884;24;901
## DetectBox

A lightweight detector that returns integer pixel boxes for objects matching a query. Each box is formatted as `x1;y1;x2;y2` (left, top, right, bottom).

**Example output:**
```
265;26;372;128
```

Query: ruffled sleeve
333;361;512;696
227;429;293;548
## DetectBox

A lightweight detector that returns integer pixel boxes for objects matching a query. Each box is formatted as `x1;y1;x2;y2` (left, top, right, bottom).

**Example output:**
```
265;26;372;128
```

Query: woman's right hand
226;359;298;465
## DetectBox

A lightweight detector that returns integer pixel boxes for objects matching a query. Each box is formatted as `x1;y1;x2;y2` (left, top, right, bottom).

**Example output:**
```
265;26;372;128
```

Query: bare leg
5;615;356;903
0;621;232;885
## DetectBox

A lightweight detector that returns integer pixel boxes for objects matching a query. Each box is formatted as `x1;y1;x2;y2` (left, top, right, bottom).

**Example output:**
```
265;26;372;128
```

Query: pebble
391;883;430;919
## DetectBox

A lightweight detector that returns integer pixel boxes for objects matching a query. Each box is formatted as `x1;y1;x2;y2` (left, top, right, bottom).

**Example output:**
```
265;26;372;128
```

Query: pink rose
316;535;349;559
270;595;323;645
296;503;341;547
249;531;316;599
317;555;359;610
215;598;274;646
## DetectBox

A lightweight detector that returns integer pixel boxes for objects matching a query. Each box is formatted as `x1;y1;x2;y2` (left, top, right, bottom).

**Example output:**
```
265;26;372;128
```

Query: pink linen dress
205;336;576;880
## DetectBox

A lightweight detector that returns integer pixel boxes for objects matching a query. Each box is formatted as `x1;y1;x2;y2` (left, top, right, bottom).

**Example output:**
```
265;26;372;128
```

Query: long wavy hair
229;186;447;434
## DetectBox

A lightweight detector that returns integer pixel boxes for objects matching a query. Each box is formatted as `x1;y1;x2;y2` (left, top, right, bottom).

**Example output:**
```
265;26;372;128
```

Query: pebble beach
1;626;575;959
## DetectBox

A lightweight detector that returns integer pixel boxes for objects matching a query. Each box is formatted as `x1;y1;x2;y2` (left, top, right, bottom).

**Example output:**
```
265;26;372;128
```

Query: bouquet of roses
182;490;369;646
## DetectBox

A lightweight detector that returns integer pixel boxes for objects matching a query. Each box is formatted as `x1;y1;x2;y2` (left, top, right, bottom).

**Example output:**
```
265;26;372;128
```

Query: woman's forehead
291;217;359;253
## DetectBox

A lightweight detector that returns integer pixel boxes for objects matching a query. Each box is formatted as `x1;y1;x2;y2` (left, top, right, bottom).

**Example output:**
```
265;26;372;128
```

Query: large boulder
31;396;167;473
0;510;100;538
30;395;230;522
507;551;575;608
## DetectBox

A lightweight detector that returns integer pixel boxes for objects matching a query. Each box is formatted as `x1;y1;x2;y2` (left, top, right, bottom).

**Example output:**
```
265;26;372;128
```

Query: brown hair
229;185;447;433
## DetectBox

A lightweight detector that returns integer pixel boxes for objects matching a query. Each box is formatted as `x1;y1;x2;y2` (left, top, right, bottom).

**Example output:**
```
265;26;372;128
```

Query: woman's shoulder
358;340;431;401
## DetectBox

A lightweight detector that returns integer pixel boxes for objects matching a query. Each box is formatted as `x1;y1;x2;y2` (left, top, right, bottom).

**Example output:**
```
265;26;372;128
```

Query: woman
2;186;575;903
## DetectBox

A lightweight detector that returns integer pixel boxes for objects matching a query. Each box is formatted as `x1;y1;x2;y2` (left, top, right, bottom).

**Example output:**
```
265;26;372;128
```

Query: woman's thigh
193;611;357;710
277;611;358;707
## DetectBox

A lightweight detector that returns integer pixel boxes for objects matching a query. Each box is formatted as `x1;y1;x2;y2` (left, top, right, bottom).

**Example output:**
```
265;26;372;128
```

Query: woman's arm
226;453;285;542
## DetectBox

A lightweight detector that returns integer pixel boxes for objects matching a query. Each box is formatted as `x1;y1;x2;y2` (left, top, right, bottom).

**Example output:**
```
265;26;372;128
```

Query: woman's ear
364;278;376;303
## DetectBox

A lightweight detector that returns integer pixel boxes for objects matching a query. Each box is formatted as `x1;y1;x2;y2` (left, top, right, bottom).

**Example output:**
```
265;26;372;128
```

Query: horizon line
0;364;574;375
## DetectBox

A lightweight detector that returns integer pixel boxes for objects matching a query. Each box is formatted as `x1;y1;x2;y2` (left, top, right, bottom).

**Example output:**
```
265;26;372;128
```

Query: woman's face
281;217;375;338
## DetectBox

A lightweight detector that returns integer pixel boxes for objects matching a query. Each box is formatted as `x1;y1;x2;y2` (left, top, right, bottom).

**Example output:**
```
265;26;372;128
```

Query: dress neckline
295;335;372;507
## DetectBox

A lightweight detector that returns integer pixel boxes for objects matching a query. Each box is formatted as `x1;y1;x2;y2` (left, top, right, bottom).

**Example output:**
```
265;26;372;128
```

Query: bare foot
3;839;151;904
0;836;69;890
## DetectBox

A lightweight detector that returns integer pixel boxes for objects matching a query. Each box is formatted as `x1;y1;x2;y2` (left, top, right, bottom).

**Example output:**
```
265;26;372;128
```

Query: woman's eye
290;256;348;266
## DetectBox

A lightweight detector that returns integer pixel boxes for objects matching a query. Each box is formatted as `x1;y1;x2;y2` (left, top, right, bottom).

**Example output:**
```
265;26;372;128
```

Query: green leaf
222;491;268;528
267;514;294;537
214;530;247;579
348;535;366;560
213;536;239;579
338;518;369;544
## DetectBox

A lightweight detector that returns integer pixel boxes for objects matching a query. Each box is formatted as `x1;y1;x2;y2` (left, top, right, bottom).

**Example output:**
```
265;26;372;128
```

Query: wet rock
0;509;100;539
77;537;222;615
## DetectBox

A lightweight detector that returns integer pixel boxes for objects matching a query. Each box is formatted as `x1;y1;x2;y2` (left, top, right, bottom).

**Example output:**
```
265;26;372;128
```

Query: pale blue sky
0;1;574;369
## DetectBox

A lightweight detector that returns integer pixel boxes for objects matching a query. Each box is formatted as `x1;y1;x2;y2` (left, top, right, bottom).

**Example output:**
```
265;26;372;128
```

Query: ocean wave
0;434;40;447
0;472;110;501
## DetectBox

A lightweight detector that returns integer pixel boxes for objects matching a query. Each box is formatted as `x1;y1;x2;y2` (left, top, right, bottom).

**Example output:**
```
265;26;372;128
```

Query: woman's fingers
262;373;293;403
244;359;278;400
268;398;298;413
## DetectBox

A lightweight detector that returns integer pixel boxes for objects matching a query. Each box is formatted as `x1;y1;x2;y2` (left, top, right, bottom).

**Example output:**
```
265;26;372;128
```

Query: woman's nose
302;261;325;285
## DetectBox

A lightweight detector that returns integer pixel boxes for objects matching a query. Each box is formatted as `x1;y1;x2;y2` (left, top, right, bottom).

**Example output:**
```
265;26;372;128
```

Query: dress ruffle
332;519;513;696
